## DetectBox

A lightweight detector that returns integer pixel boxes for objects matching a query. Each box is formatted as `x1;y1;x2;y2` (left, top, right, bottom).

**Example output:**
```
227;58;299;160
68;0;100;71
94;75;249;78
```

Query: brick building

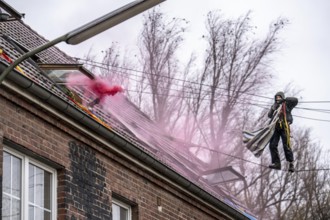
0;1;256;219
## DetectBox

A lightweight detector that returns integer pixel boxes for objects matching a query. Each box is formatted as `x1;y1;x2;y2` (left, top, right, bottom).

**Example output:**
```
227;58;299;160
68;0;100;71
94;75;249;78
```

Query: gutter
0;64;250;220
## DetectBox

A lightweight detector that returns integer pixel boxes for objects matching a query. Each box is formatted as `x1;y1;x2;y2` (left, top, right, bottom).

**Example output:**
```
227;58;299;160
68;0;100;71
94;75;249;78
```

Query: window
2;151;21;219
38;63;94;83
2;148;57;220
38;63;95;104
200;166;245;185
112;199;132;220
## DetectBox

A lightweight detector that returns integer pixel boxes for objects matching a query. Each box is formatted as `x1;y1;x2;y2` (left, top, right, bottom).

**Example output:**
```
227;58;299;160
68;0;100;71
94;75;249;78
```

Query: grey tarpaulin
243;105;281;157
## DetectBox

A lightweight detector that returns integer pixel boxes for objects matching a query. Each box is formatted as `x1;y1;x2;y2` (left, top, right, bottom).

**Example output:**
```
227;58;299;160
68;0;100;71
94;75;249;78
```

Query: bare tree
284;129;330;220
183;11;288;167
80;42;131;87
82;43;148;108
231;127;330;220
138;8;188;129
98;43;135;89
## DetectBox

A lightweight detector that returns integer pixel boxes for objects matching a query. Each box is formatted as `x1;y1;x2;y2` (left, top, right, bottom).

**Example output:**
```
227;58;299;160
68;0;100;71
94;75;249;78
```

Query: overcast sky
5;0;330;152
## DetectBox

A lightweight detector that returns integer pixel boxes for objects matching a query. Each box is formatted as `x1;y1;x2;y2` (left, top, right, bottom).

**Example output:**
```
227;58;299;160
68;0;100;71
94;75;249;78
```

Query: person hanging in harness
268;91;298;172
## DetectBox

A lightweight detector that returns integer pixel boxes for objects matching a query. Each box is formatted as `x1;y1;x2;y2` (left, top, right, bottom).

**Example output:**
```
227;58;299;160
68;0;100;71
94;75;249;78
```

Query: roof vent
0;9;10;21
0;1;24;20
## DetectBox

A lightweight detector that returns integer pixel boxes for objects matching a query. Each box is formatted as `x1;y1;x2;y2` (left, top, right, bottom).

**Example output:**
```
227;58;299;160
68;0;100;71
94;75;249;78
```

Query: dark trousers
88;98;100;107
269;123;294;164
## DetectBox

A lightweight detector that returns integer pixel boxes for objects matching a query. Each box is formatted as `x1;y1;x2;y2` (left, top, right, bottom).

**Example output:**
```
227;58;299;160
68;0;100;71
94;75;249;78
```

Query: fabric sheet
243;105;281;157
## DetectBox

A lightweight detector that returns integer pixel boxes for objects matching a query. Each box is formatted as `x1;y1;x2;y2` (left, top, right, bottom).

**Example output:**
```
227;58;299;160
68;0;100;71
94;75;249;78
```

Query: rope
281;102;291;148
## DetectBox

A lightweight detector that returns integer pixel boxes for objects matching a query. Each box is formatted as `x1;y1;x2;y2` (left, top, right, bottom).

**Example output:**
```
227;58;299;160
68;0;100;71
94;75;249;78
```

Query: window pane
29;164;35;203
12;198;21;220
112;203;120;220
12;156;22;197
44;210;51;220
3;152;22;196
35;166;45;207
29;163;52;219
3;152;11;194
2;152;22;220
120;207;128;220
36;207;42;220
112;202;129;220
44;171;51;210
2;198;22;220
2;194;10;220
29;205;34;220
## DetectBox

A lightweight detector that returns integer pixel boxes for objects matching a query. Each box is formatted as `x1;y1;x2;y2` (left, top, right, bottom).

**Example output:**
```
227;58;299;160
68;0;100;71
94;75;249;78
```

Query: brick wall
0;87;228;220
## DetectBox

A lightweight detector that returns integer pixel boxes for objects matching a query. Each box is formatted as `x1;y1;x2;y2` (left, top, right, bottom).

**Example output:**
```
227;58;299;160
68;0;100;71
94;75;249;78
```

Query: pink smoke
66;74;124;105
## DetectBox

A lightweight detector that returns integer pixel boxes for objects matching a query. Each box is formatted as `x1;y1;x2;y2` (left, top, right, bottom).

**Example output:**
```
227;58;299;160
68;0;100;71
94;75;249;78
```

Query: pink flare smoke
65;74;124;103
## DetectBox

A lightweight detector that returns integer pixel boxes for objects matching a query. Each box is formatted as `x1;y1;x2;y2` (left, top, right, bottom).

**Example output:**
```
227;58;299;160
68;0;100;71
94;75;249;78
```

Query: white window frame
112;198;132;220
3;147;57;220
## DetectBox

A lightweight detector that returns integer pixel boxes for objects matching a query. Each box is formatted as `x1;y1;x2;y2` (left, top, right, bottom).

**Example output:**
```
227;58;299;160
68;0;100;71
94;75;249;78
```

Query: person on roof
268;91;298;172
87;79;124;110
65;74;124;111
